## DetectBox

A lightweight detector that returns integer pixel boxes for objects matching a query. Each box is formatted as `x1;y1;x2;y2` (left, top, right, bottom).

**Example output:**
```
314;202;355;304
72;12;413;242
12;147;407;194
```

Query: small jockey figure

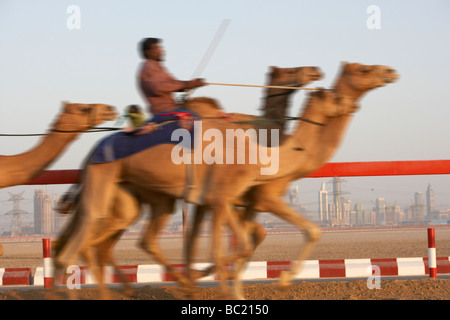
136;38;206;134
127;104;147;127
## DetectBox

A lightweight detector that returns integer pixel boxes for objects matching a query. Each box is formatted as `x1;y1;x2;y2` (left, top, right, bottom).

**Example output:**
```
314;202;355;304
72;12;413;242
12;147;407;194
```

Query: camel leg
50;204;83;299
49;255;81;300
93;186;141;297
209;199;251;299
52;162;123;300
139;196;191;286
80;184;142;297
96;230;136;297
56;181;142;299
79;246;111;300
185;204;264;299
228;205;267;300
260;195;321;287
210;201;229;297
185;205;215;282
54;162;120;273
233;217;267;300
185;205;245;283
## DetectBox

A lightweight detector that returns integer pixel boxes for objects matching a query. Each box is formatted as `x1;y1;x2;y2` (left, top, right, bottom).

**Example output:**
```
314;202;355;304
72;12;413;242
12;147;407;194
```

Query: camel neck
308;114;353;171
0;130;78;188
261;96;330;180
303;79;361;171
260;77;304;130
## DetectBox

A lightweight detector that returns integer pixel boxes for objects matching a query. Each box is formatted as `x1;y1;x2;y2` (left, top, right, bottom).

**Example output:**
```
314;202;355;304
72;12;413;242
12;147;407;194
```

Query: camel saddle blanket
89;108;196;164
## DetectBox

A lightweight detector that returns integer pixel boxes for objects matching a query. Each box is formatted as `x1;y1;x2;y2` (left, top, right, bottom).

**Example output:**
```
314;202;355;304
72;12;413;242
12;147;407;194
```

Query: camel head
308;89;359;118
335;62;399;98
262;66;323;127
268;66;323;86
52;102;118;132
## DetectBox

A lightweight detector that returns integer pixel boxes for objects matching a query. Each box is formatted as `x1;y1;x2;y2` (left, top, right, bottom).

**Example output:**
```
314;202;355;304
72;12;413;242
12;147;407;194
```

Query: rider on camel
136;37;206;134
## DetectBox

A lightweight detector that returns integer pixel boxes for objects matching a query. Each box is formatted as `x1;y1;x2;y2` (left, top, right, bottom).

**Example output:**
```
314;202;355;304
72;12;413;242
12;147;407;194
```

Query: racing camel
0;102;117;188
54;63;398;299
0;102;116;257
51;66;324;298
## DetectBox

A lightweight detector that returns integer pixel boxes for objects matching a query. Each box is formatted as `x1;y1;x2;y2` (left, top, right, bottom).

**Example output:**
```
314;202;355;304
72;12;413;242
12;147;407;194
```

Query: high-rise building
426;184;435;218
34;190;45;234
332;177;343;224
34;189;58;235
385;204;400;225
375;198;386;225
363;210;376;226
42;194;53;235
352;203;364;226
318;182;329;223
414;192;424;221
342;199;352;225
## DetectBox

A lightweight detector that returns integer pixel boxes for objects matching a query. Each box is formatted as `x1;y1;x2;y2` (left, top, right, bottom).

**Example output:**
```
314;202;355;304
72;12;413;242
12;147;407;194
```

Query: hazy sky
0;0;449;228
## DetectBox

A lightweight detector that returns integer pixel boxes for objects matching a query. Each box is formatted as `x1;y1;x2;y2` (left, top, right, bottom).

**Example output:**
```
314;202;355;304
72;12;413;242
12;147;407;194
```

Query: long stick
183;19;231;102
191;19;231;78
206;82;318;91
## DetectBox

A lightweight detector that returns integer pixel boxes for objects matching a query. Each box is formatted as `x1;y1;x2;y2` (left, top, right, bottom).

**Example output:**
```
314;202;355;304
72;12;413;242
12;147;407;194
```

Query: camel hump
184;97;224;118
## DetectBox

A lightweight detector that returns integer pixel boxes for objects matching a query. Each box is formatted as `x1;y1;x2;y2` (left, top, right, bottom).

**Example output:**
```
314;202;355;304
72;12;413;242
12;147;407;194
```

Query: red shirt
138;60;189;114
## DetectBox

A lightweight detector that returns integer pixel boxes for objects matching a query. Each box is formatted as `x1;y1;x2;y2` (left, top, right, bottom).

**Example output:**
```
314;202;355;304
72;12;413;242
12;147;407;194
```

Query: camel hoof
232;291;246;300
123;287;137;298
278;271;292;289
177;273;196;289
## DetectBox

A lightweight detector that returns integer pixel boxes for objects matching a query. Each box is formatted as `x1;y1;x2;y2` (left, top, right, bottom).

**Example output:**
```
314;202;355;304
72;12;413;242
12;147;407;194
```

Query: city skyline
0;174;448;235
313;179;449;227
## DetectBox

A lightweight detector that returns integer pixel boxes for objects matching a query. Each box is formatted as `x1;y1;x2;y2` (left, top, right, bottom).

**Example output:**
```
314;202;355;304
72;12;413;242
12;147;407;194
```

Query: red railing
25;159;450;185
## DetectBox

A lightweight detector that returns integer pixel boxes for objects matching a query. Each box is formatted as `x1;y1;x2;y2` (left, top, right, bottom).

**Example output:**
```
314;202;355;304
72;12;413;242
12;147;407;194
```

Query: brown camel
214;62;400;298
51;95;352;298
53;63;398;299
163;62;398;298
0;102;116;258
51;87;341;299
0;102;117;188
51;66;323;297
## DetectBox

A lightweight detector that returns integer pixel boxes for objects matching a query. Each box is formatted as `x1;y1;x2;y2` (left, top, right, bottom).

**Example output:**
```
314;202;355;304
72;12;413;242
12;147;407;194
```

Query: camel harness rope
207;82;319;91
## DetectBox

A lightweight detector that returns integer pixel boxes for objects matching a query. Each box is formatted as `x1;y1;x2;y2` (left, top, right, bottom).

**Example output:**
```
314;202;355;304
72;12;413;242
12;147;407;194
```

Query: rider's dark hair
139;38;161;59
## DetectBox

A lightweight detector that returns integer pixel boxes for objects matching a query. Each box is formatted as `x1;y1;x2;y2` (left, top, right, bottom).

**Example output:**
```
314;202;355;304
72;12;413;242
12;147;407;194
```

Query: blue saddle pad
90;108;196;164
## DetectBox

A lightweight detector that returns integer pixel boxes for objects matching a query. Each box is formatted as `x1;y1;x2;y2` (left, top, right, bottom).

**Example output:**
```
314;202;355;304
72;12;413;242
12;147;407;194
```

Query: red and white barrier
1;256;449;287
42;238;53;288
1;229;448;287
0;268;32;285
25;256;449;287
428;228;437;278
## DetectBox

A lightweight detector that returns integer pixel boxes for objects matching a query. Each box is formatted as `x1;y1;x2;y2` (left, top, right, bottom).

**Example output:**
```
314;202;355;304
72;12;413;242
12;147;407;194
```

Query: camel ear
61;100;69;111
269;66;279;74
339;61;348;70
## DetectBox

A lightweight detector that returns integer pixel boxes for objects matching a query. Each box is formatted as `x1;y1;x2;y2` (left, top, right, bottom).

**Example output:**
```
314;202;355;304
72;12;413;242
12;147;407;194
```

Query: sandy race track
0;227;449;300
